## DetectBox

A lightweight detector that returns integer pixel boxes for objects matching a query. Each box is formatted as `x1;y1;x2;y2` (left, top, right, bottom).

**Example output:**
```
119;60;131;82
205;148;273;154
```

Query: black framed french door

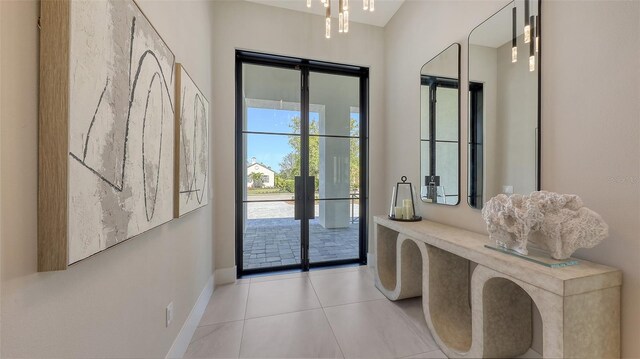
235;51;369;277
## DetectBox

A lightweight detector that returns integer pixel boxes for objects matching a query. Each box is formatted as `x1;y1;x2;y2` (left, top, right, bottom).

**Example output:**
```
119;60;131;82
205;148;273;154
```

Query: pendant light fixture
511;6;517;63
529;15;535;71
325;1;331;39
370;0;374;12
344;8;349;33
536;15;540;53
339;0;344;33
363;0;368;10
524;0;531;43
311;0;364;38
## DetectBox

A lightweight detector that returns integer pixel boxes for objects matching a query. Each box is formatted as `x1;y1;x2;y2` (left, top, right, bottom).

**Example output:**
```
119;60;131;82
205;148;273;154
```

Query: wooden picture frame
38;0;176;271
174;64;210;218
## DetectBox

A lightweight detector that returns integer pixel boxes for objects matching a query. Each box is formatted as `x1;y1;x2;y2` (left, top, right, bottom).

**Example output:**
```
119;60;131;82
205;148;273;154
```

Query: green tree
278;152;298;180
249;172;264;188
278;116;360;193
275;174;295;193
278;117;319;181
349;117;360;192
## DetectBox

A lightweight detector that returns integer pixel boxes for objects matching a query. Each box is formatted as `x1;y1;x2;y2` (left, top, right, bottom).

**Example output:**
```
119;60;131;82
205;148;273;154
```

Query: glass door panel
308;72;361;264
241;63;302;272
237;52;368;276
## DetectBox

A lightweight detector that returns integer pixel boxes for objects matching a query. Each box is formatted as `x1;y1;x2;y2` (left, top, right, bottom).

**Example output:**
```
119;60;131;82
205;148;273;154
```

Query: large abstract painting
175;64;209;217
67;0;175;264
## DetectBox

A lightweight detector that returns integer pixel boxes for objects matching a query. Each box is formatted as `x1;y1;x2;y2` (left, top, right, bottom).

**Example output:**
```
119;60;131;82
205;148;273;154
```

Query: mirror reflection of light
325;17;331;39
344;10;349;33
529;55;535;72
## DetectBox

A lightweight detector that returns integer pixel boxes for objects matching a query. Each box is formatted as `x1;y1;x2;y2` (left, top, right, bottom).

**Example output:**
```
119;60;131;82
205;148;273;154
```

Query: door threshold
241;262;364;279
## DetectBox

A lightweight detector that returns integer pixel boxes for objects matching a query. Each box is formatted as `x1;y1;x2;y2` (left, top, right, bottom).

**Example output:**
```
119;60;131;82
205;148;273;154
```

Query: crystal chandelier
308;0;374;38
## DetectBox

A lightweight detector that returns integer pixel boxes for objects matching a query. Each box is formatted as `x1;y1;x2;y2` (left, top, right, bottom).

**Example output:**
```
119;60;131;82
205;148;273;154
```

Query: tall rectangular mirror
420;43;461;205
468;0;540;209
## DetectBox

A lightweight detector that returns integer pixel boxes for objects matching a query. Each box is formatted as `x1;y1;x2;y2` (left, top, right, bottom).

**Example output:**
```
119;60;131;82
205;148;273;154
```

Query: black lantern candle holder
388;176;422;222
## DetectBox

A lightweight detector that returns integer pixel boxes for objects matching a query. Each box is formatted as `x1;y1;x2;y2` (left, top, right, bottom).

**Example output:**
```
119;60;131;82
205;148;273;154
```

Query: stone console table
373;215;621;358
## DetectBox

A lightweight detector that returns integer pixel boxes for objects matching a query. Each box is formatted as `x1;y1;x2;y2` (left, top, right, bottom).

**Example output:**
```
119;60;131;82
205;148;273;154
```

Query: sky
245;107;359;173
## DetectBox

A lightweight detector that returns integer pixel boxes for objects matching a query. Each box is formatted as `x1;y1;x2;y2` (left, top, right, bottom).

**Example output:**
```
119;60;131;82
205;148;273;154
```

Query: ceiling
245;0;405;27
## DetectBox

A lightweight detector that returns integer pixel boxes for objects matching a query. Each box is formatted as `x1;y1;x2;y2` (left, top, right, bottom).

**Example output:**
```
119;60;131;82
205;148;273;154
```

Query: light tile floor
184;266;446;359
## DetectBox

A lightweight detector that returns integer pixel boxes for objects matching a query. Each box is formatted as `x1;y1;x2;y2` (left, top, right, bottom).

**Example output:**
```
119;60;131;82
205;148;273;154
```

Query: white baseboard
166;275;214;359
214;266;237;286
367;252;376;270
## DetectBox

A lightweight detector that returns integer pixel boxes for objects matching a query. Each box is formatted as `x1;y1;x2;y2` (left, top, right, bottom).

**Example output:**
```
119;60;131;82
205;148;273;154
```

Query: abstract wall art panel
174;64;210;217
38;0;175;270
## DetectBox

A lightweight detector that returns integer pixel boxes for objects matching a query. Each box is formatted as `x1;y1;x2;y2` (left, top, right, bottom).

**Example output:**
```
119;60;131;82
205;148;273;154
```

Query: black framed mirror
420;43;461;205
468;0;541;209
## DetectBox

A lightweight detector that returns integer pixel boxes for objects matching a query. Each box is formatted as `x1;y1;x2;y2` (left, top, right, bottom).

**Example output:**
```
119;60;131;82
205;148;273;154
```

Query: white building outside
247;161;275;188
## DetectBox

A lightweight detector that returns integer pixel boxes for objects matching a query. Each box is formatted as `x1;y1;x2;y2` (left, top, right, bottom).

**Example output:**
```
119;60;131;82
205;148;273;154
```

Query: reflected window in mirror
468;0;540;209
468;82;484;209
420;43;460;205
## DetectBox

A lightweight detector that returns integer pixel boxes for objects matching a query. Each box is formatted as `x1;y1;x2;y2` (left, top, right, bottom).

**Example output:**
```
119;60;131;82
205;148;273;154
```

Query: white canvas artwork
68;0;175;264
176;65;209;217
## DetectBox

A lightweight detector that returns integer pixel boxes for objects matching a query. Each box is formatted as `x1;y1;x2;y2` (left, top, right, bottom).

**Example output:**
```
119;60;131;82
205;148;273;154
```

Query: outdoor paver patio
243;218;359;270
243;199;361;270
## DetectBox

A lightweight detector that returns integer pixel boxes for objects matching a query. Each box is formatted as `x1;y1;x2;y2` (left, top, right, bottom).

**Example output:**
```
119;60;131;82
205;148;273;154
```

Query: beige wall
211;0;386;271
385;0;640;357
0;1;215;357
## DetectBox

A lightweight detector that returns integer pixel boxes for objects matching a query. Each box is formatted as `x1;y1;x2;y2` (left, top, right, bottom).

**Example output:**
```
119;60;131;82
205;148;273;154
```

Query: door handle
306;176;315;220
294;176;303;220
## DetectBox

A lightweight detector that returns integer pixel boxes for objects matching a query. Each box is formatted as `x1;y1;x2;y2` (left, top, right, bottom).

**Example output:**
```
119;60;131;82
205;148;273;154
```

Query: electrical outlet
166;302;174;327
502;185;514;195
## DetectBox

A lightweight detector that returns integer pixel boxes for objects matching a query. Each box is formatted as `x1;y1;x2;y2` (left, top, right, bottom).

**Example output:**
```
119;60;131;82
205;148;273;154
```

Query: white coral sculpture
482;191;608;260
528;191;608;260
481;194;543;255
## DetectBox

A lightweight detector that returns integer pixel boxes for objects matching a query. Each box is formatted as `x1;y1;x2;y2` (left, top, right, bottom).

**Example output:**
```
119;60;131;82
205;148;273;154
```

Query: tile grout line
195;283;251;329
249;273;308;284
244;306;323;322
396;348;446;359
236;280;252;359
321;297;388;310
308;274;348;359
389;298;439;351
195;318;245;329
242;277;325;321
307;267;361;278
309;267;388;309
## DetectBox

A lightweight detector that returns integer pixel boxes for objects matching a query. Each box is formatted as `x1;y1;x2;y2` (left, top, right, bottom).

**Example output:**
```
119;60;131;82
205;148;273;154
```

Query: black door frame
235;50;369;277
